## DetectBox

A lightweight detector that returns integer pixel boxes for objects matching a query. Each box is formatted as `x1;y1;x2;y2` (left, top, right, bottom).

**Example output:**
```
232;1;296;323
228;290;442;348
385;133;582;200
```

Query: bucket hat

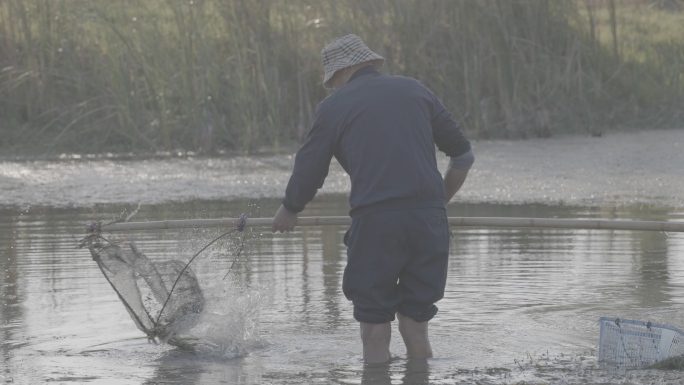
321;34;384;88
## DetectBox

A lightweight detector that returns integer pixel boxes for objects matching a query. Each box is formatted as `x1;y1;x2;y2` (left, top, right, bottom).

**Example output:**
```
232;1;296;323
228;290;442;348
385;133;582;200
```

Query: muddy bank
1;129;682;208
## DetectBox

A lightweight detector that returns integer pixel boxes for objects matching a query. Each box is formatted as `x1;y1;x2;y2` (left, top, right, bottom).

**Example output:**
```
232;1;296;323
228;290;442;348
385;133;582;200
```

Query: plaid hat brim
321;35;384;88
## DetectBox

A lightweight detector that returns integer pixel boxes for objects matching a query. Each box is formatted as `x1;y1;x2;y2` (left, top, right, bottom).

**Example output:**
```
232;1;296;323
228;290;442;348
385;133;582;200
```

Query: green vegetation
0;0;682;155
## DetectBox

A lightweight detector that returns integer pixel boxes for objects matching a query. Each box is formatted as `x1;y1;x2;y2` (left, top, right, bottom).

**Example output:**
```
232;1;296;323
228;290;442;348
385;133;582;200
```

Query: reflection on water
1;196;684;384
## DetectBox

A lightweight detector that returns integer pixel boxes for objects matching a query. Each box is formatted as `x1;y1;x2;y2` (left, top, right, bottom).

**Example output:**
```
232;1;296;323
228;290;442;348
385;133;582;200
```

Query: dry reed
0;0;682;154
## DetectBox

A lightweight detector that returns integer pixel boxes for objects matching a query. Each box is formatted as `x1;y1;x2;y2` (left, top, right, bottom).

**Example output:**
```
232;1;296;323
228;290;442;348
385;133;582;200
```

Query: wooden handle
97;216;684;233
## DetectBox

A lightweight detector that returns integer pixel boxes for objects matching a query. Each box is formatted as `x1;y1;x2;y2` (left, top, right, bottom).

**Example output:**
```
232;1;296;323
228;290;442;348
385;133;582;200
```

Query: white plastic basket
598;317;684;367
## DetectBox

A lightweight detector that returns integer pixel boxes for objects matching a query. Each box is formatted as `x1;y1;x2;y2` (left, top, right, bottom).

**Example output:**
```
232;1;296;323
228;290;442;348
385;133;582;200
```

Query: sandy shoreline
1;128;682;208
459;128;684;208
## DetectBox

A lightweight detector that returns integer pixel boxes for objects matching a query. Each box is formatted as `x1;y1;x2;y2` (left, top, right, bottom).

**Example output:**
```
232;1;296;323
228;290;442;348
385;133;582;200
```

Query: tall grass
0;0;682;154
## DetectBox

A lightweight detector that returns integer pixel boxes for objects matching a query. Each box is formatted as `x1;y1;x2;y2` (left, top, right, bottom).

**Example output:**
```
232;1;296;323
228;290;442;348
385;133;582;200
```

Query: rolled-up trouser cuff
353;307;396;324
398;304;438;323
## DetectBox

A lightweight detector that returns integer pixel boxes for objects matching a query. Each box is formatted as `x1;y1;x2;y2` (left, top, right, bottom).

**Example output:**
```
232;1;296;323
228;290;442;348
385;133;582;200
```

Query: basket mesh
598;317;684;367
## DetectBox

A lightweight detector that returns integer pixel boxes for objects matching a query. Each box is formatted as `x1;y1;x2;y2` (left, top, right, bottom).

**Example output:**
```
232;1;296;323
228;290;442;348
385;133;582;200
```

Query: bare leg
397;313;433;358
359;322;391;364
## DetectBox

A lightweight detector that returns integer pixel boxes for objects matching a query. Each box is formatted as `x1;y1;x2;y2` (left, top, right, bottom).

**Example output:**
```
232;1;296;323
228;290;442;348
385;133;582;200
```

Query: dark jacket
283;66;471;219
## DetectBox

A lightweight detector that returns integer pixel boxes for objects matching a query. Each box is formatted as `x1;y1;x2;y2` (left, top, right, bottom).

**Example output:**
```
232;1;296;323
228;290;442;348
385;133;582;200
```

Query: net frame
598;317;684;368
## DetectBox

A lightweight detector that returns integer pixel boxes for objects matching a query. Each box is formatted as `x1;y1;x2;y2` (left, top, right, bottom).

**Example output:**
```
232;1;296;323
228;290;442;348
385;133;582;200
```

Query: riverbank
1;129;682;209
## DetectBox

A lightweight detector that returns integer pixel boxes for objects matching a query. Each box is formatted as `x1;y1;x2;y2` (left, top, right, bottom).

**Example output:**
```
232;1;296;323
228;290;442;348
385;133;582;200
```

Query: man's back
307;66;470;218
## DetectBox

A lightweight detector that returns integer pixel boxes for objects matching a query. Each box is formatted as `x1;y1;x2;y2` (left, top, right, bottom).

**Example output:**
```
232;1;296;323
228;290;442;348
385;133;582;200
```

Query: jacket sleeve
282;103;336;213
431;92;471;157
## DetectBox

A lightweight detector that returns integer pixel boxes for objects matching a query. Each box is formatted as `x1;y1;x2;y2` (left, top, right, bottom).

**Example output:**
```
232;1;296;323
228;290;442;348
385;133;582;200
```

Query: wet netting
77;214;248;351
598;317;684;368
85;239;203;345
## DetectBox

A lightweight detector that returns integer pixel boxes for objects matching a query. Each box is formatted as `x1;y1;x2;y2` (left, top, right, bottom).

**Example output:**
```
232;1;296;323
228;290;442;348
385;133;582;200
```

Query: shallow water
2;197;684;384
2;129;684;384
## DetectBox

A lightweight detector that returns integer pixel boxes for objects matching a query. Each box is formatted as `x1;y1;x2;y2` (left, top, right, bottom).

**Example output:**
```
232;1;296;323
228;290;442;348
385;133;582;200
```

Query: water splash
164;272;267;358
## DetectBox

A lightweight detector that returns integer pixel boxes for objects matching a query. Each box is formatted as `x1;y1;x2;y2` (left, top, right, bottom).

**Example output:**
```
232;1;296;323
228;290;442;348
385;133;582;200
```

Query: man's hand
272;204;298;233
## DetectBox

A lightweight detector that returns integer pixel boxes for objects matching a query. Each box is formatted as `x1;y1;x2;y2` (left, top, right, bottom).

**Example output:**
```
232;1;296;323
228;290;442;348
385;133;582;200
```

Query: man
272;34;474;363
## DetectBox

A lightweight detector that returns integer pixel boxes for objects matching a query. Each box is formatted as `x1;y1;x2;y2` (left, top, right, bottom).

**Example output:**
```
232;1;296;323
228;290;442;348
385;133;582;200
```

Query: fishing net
83;237;204;348
598;317;684;368
78;214;262;355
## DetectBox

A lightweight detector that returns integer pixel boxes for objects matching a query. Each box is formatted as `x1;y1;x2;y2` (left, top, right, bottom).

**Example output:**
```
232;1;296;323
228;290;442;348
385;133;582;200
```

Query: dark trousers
343;207;450;323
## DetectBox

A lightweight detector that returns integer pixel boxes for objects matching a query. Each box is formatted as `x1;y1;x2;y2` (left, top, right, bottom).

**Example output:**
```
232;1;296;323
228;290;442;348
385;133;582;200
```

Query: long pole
98;216;684;233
